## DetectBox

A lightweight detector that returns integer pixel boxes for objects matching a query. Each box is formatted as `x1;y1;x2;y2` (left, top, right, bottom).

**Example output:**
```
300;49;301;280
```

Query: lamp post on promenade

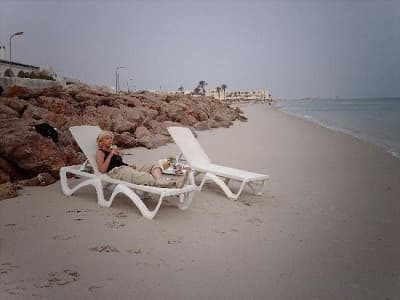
9;31;24;62
115;66;124;93
127;78;134;93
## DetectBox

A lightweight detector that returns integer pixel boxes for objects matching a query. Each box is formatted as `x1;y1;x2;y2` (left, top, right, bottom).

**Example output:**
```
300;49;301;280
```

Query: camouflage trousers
107;163;159;186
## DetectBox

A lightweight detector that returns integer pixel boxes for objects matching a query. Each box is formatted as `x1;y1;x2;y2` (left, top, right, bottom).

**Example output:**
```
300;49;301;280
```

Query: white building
226;90;272;101
205;88;272;101
0;58;66;93
0;59;40;78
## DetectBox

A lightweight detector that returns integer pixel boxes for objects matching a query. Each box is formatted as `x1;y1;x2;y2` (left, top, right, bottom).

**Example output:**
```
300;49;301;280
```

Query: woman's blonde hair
96;131;114;148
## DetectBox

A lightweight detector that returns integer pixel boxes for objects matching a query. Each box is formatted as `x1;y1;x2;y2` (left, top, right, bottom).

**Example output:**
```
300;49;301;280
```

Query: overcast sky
1;0;399;98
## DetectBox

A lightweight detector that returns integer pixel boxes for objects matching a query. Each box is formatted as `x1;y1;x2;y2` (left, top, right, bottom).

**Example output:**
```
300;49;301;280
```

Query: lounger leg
233;181;248;200
188;170;201;188
248;180;266;196
198;172;250;200
188;171;196;186
109;184;165;220
200;173;238;199
60;167;100;196
61;177;100;197
60;167;111;207
177;190;195;210
198;173;210;191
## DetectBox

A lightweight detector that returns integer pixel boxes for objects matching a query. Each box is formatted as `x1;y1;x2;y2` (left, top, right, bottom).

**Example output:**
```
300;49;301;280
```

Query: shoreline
1;103;399;299
273;99;400;159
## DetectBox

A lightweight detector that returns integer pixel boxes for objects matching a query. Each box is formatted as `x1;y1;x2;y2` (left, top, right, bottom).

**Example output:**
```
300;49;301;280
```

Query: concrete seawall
0;77;64;93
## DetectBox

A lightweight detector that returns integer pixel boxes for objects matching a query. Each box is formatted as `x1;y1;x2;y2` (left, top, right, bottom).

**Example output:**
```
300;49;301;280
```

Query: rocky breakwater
0;83;247;199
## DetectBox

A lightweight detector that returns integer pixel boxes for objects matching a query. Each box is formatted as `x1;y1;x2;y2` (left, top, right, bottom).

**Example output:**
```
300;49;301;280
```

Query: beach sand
1;104;399;299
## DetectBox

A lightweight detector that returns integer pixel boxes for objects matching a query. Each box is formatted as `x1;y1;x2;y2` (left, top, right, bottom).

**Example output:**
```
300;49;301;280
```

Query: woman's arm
96;149;114;174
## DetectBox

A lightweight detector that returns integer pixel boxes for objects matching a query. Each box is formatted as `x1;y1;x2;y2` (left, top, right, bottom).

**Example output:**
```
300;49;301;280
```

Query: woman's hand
110;145;121;155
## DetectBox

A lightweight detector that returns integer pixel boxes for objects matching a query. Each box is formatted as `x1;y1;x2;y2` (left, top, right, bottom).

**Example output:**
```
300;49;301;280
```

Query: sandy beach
1;104;399;299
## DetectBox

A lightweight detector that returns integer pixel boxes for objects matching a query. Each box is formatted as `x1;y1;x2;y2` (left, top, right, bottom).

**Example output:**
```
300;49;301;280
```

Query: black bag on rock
34;123;58;143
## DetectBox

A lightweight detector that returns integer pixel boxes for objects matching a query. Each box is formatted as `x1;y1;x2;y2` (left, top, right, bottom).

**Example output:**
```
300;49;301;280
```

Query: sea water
277;98;400;158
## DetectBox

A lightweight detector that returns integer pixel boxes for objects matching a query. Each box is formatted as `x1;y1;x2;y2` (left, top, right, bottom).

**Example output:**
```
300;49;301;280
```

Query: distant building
0;59;40;78
226;90;272;101
205;88;272;101
0;58;67;93
124;87;273;101
205;89;221;99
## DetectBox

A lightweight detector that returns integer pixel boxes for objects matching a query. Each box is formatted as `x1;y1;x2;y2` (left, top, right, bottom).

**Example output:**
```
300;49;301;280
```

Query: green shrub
4;69;14;77
17;70;26;78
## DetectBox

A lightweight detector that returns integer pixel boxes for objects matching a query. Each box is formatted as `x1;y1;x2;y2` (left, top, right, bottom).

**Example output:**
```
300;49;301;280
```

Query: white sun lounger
167;126;269;200
60;125;196;219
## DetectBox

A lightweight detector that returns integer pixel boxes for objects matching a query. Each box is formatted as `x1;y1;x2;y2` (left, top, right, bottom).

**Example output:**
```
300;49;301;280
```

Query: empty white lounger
167;126;269;200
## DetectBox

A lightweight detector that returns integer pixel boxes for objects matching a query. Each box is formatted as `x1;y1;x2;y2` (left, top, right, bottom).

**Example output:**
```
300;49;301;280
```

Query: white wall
0;77;64;93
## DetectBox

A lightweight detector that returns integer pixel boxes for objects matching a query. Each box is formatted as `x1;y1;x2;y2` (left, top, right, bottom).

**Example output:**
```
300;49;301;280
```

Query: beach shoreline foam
278;108;400;159
276;98;400;159
1;103;399;299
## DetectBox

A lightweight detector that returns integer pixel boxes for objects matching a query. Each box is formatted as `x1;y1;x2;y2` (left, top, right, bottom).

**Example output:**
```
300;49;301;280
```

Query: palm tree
178;85;184;93
221;84;227;100
216;86;222;100
199;80;208;95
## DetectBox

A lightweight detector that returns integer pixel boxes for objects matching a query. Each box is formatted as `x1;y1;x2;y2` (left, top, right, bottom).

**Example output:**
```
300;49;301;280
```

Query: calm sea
277;98;400;158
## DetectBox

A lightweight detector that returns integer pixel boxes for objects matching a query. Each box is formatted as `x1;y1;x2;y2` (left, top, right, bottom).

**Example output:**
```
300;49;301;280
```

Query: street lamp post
127;78;134;93
9;31;24;62
115;66;124;93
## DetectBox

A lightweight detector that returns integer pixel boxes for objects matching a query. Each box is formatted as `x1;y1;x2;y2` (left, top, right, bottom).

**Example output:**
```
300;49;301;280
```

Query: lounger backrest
167;127;210;165
70;125;102;175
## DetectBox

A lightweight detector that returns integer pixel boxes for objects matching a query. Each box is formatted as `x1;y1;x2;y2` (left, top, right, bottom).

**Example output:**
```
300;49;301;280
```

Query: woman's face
101;135;113;149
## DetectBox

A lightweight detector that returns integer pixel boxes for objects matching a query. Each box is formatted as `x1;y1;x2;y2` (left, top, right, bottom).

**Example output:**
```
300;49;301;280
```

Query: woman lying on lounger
95;131;188;188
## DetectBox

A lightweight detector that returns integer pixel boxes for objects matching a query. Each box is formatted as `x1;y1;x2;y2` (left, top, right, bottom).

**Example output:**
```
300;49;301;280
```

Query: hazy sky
1;0;399;98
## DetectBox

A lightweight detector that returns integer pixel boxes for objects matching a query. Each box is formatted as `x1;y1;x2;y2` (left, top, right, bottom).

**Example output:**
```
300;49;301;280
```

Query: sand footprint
105;220;126;229
33;269;80;289
52;234;74;241
113;211;128;218
66;208;92;222
88;285;102;293
247;217;263;226
167;239;182;244
90;245;119;253
0;262;20;274
127;248;142;254
47;269;80;286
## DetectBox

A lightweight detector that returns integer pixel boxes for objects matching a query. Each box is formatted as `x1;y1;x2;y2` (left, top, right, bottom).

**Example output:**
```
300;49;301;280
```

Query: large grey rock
0;103;19;119
135;126;151;139
0;118;66;179
0;182;17;200
19;172;56;186
137;133;171;149
114;132;137;148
